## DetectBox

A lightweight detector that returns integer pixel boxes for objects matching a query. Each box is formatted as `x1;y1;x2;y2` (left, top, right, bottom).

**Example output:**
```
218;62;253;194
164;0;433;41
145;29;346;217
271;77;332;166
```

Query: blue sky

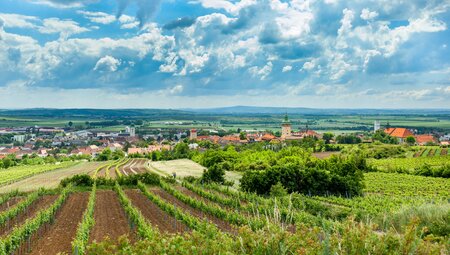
0;0;449;108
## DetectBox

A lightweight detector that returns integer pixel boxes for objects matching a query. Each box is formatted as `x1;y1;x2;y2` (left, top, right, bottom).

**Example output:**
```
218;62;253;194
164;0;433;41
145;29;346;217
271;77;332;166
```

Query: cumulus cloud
77;11;116;24
38;18;90;38
1;0;450;108
360;8;378;20
249;62;273;80
93;55;121;72
0;13;39;29
116;0;162;28
282;65;292;72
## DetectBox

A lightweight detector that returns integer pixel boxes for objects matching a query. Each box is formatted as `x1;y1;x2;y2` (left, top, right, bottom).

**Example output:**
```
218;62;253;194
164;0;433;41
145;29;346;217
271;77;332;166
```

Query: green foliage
406;136;416;145
336;134;362;144
269;182;287;197
72;183;97;254
240;154;366;196
0;189;42;226
0;161;78;185
201;163;226;184
373;130;399;144
61;174;93;187
0;185;72;254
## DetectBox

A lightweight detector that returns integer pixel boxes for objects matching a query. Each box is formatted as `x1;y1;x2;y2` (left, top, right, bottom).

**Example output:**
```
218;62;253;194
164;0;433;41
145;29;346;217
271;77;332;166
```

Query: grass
147;159;242;188
0;161;103;193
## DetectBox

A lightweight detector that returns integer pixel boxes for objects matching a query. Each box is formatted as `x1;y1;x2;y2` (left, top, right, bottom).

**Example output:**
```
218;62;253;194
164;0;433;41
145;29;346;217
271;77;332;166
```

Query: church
281;114;322;140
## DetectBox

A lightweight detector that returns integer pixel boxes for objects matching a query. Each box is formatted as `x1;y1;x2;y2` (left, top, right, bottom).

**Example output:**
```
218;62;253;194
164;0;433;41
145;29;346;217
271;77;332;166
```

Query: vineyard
369;155;450;176
0;162;78;187
0;157;448;254
413;147;448;158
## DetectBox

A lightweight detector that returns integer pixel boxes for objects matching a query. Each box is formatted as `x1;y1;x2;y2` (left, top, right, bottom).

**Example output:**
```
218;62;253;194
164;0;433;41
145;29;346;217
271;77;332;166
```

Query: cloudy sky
0;0;449;109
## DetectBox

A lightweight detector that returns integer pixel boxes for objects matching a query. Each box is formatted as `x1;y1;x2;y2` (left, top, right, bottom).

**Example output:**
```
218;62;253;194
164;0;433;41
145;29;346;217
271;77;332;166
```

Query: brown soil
89;190;135;244
312;151;340;159
95;165;107;178
442;149;448;155
150;187;236;234
0;196;23;213
108;166;118;179
0;195;58;237
125;189;188;234
414;148;425;157
133;159;149;174
28;192;89;255
428;149;435;157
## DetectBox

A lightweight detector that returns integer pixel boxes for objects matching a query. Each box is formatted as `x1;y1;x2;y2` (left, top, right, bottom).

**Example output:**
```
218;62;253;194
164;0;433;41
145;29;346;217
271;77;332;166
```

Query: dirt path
133;159;148;174
0;197;23;213
0;195;57;237
125;189;188;234
150;187;236;234
28;192;89;255
89;190;135;244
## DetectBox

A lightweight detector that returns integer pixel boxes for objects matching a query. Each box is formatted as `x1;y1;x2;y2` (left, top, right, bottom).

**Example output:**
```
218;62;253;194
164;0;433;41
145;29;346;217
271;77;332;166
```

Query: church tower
281;114;292;139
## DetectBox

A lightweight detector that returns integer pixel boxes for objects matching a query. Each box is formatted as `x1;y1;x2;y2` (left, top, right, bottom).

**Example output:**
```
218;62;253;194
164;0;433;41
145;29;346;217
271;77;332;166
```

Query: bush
270;182;287;197
60;174;93;187
202;163;226;184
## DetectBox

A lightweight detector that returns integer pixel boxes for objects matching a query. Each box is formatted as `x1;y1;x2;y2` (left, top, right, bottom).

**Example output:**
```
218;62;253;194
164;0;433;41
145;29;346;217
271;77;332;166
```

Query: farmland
0;157;447;254
0;161;79;187
0;162;103;193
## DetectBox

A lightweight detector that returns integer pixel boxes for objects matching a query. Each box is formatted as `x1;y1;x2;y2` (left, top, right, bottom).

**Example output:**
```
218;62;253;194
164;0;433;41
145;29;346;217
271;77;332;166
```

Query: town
1;114;449;161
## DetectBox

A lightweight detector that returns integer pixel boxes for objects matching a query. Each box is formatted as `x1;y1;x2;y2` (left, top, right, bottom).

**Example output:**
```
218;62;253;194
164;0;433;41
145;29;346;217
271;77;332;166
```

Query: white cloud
360;8;378;21
38;18;90;39
118;14;139;29
249;61;273;80
93;55;121;72
302;61;315;71
282;65;292;72
26;0;92;8
0;13;39;29
77;11;116;24
190;0;257;15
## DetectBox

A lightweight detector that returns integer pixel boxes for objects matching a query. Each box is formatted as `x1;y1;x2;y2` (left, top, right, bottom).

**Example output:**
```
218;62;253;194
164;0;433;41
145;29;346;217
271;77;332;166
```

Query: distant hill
183;106;450;115
0;107;449;118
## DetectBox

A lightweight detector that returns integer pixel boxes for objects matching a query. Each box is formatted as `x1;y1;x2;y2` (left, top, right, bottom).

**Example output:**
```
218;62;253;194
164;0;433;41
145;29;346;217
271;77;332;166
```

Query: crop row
0;189;42;226
0;161;78;186
72;183;96;255
0;185;72;254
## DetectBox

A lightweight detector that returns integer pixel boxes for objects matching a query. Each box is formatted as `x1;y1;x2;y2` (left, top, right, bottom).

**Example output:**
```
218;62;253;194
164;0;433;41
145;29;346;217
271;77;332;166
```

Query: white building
13;135;26;143
374;121;381;132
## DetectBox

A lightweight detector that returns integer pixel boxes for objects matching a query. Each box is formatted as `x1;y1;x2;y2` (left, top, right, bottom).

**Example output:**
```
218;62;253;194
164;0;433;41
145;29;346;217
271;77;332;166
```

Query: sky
0;0;449;109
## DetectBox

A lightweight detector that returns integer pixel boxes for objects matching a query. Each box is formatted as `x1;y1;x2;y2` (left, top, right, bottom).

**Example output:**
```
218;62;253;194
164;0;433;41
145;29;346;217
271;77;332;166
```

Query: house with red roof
384;128;414;143
414;134;437;145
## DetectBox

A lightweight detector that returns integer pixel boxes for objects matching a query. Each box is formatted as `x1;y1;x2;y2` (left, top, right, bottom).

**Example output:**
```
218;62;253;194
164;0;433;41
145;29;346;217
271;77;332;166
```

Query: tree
239;132;247;140
406;136;416;145
68;121;73;128
323;133;334;144
202;163;226;183
270;182;287;197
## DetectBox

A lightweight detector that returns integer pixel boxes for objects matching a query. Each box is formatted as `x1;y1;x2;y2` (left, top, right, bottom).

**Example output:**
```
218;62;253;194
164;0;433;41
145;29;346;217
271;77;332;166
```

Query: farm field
0;162;103;193
0;161;79;187
148;159;242;187
369;155;450;174
0;168;447;254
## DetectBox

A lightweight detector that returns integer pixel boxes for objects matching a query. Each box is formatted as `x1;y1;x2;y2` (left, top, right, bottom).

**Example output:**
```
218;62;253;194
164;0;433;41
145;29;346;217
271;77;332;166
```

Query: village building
384;127;414;143
414;134;437;145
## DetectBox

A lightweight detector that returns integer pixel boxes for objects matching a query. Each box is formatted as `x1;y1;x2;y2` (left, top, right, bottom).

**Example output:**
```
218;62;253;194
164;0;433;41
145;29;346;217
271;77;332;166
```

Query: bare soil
0;195;58;237
442;149;448;155
89;190;135;244
312;151;340;159
28;192;89;255
125;189;188;234
150;187;236;234
0;196;23;213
